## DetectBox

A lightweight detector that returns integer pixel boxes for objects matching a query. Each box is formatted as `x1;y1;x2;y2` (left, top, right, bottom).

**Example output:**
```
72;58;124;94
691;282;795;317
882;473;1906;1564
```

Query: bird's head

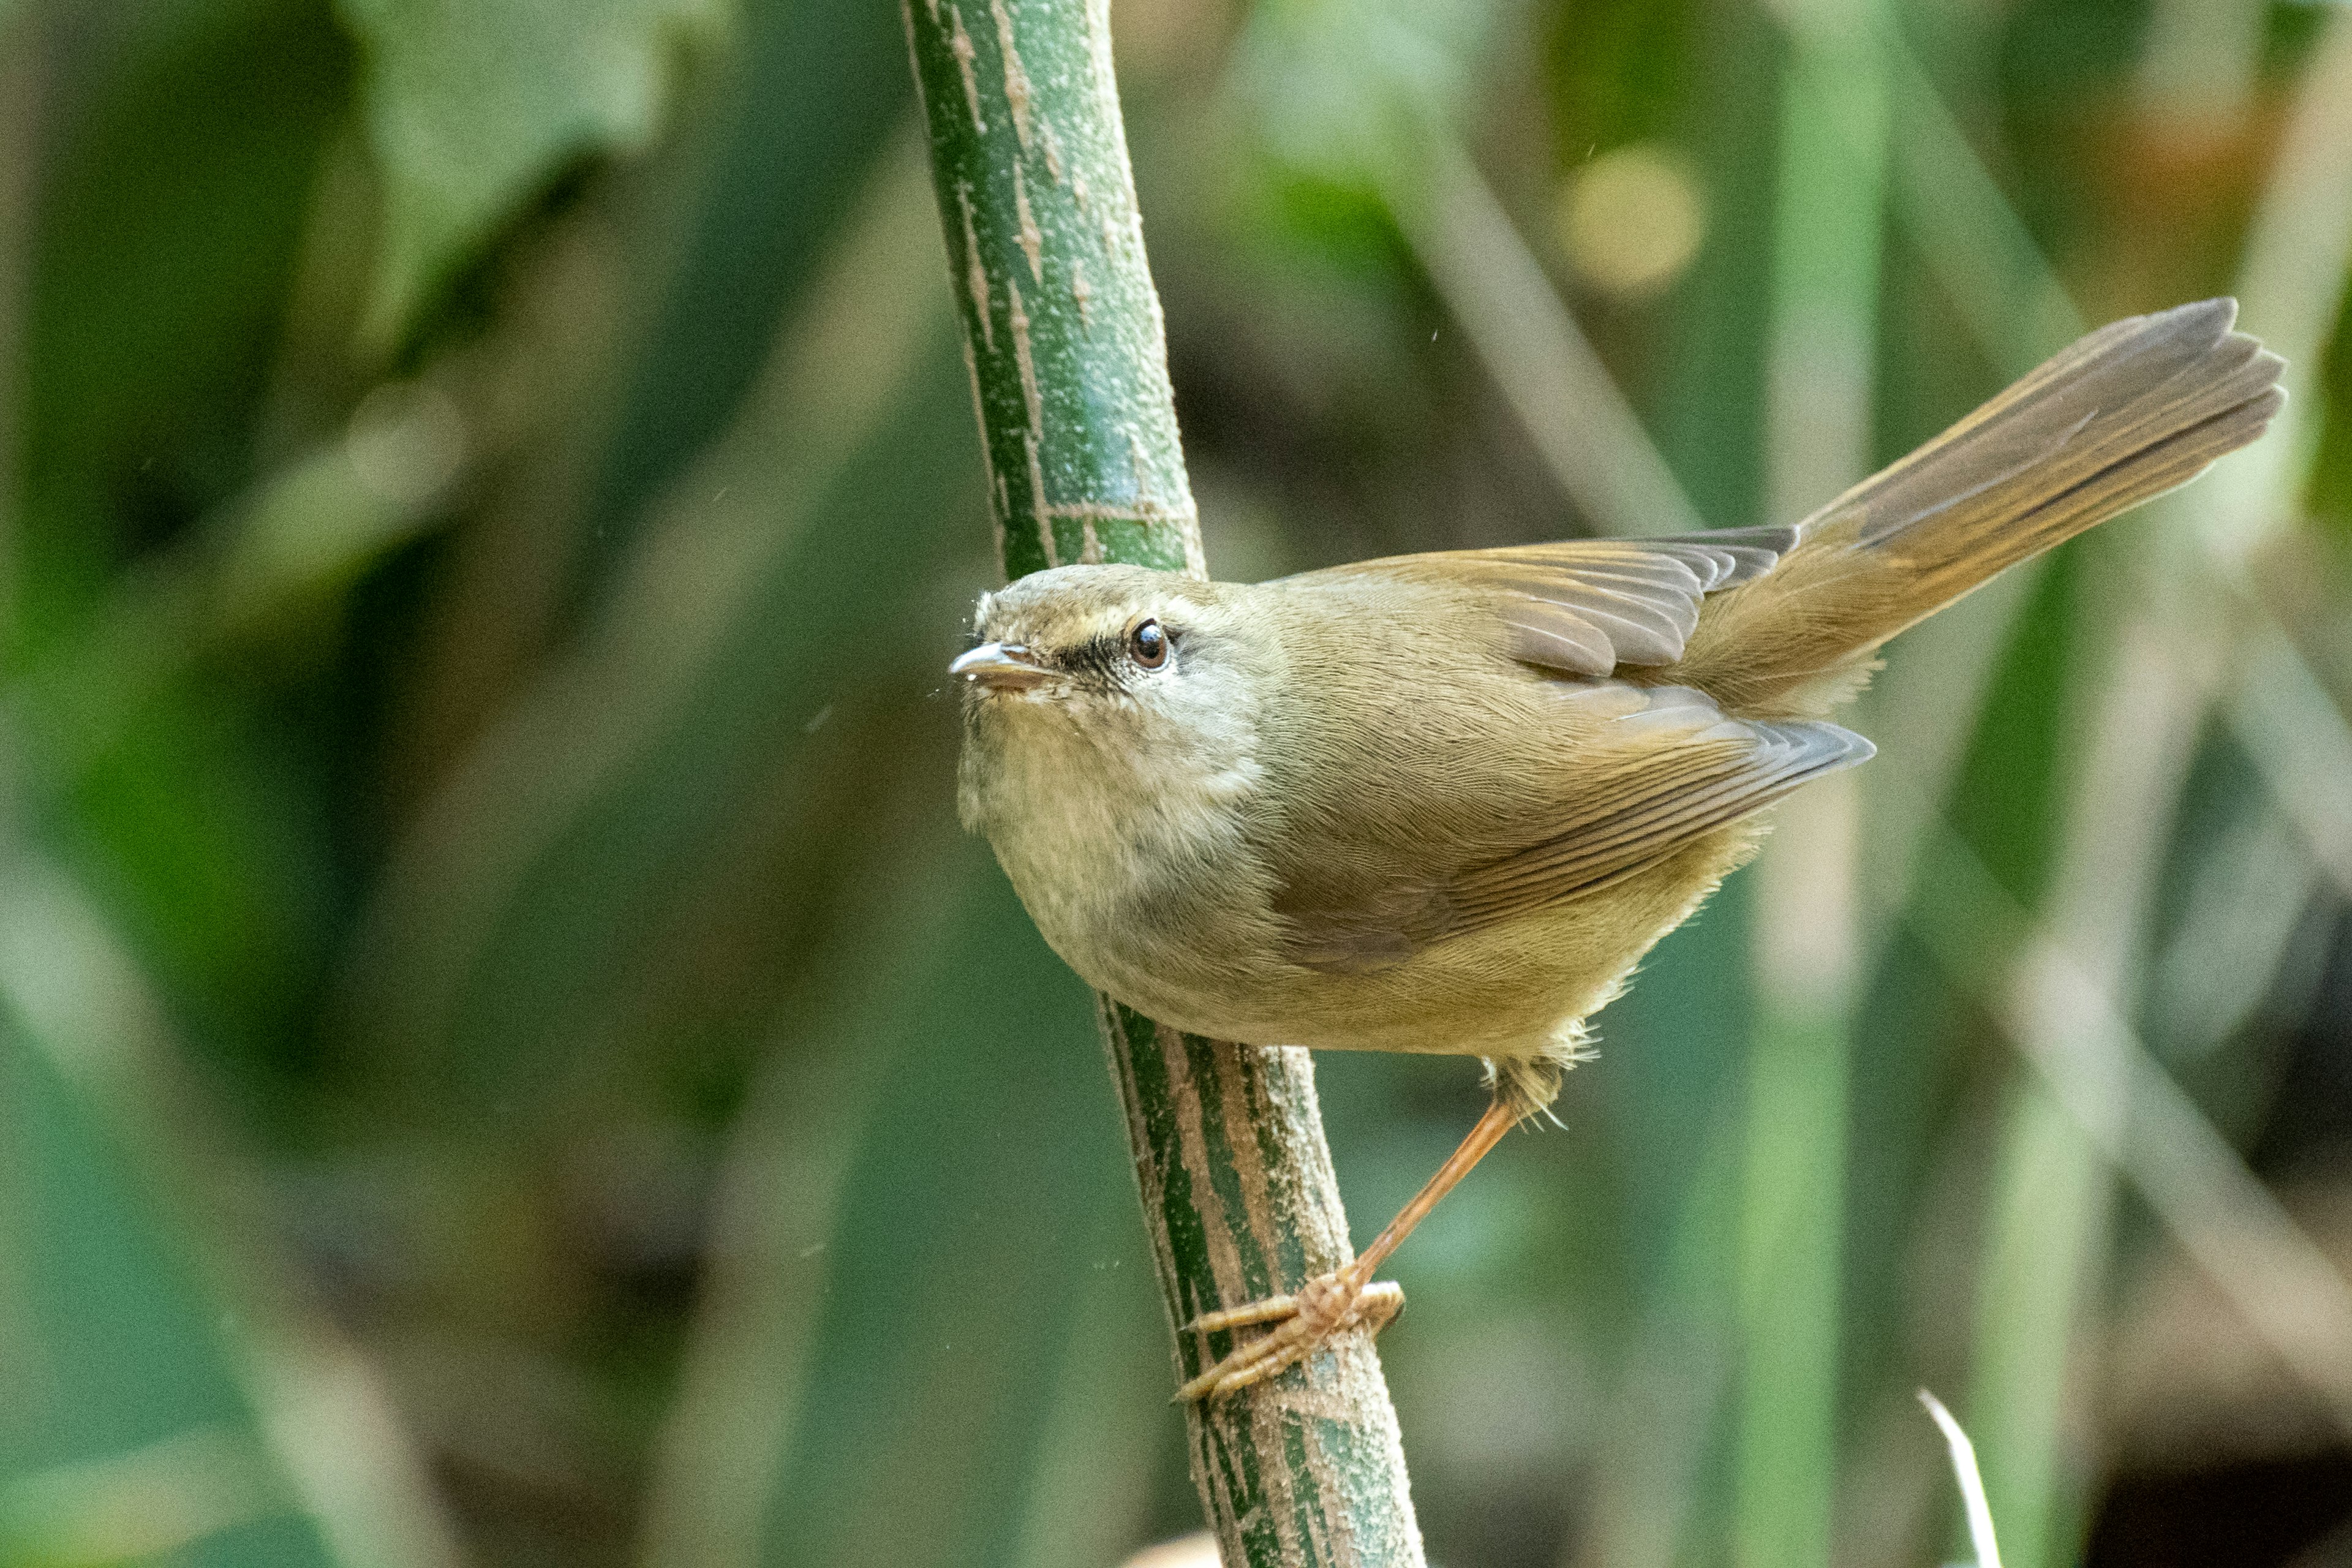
950;564;1270;839
952;564;1212;697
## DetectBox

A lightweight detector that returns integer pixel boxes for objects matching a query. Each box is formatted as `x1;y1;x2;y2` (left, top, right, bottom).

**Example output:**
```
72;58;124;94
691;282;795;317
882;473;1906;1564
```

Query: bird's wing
1275;684;1871;974
1277;527;1794;677
1441;696;1871;931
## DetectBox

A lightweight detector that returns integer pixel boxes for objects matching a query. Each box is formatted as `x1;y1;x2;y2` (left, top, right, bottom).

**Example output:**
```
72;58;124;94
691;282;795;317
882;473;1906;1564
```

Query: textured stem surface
903;2;1424;1562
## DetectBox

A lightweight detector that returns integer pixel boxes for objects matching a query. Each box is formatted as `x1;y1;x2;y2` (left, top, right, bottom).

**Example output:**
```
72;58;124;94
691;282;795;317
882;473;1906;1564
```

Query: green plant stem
902;3;1424;1562
1735;0;1883;1561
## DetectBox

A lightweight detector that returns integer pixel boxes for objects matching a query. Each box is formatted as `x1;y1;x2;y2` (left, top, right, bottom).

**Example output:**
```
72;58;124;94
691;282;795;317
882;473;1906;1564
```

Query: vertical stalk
1888;18;2352;1564
0;4;36;640
901;4;1425;1563
1737;0;1883;1563
1965;601;2200;1568
1966;1081;2108;1568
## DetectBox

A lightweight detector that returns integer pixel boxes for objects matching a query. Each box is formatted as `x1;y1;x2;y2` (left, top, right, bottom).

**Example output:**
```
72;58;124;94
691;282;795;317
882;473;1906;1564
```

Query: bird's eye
1129;617;1169;669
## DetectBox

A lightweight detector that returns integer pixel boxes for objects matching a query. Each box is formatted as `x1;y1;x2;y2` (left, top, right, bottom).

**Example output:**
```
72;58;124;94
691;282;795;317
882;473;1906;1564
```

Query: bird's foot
1174;1270;1403;1401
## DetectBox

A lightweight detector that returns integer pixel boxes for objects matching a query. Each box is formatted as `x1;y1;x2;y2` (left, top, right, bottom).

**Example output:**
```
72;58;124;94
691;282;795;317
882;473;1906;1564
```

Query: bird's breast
961;695;1287;1011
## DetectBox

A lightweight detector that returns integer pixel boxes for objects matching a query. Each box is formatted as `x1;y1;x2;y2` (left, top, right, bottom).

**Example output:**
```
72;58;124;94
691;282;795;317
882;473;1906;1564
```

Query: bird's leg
1174;1095;1520;1401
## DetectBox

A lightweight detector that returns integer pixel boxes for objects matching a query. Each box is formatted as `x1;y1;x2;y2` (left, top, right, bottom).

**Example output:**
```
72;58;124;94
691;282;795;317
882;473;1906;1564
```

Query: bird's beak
950;641;1052;691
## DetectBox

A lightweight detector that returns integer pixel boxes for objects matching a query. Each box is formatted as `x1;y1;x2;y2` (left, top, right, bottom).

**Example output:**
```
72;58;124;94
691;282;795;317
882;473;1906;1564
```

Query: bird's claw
1186;1292;1301;1335
1174;1272;1403;1401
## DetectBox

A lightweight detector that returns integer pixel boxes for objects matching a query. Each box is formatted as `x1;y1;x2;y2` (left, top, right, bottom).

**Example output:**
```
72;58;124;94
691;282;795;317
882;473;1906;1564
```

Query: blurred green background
3;0;2351;1565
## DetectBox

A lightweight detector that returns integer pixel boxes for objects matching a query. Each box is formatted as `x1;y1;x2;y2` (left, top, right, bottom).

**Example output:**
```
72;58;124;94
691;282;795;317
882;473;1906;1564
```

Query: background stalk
900;2;1425;1562
1735;0;1884;1560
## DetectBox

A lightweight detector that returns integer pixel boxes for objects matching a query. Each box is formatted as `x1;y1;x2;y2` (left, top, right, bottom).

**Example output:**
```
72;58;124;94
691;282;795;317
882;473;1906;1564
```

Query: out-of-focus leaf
428;345;978;1098
334;151;972;1105
573;0;912;601
18;0;350;655
646;822;1169;1568
755;846;1163;1568
0;1021;335;1567
0;0;2345;1559
336;0;728;339
1539;0;1696;163
0;851;467;1568
1228;0;1505;189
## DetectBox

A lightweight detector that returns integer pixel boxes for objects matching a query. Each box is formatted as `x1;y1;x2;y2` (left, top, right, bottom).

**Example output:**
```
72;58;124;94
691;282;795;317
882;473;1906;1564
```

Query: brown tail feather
1676;298;2285;716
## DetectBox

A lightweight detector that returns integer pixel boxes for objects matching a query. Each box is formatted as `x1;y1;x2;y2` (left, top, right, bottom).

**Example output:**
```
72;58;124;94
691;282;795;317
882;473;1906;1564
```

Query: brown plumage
951;298;2284;1399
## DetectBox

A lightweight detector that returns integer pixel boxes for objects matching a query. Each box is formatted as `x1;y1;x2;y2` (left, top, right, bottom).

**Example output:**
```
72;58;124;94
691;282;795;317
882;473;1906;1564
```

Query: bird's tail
1677;298;2285;715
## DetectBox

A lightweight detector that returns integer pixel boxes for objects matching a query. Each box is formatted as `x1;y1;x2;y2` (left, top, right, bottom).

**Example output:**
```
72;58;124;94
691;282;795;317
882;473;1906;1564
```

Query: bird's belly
1059;827;1754;1063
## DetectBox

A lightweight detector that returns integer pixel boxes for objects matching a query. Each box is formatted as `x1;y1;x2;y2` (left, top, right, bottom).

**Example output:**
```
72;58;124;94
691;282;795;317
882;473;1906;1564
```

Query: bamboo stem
901;3;1424;1561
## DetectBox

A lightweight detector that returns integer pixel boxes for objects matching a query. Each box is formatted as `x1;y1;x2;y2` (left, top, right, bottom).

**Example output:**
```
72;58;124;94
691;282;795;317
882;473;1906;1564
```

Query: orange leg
1174;1096;1519;1401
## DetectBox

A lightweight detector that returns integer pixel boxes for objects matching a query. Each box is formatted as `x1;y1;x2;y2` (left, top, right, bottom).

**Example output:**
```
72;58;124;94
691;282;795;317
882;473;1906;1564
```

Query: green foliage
1230;0;1502;187
18;0;349;647
336;0;728;340
0;1027;331;1567
4;0;2351;1565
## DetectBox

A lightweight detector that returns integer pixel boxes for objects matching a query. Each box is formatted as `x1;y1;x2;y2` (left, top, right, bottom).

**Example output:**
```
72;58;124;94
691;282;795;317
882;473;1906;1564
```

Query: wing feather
1278;526;1797;677
1276;682;1872;973
1447;718;1870;925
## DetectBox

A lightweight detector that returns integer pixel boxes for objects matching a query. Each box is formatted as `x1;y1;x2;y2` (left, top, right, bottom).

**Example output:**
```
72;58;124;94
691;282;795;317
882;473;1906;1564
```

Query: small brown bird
952;299;2283;1400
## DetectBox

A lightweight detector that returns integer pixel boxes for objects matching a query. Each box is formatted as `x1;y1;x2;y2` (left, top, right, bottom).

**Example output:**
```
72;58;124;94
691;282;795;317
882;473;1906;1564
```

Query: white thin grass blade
1919;1390;2004;1568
